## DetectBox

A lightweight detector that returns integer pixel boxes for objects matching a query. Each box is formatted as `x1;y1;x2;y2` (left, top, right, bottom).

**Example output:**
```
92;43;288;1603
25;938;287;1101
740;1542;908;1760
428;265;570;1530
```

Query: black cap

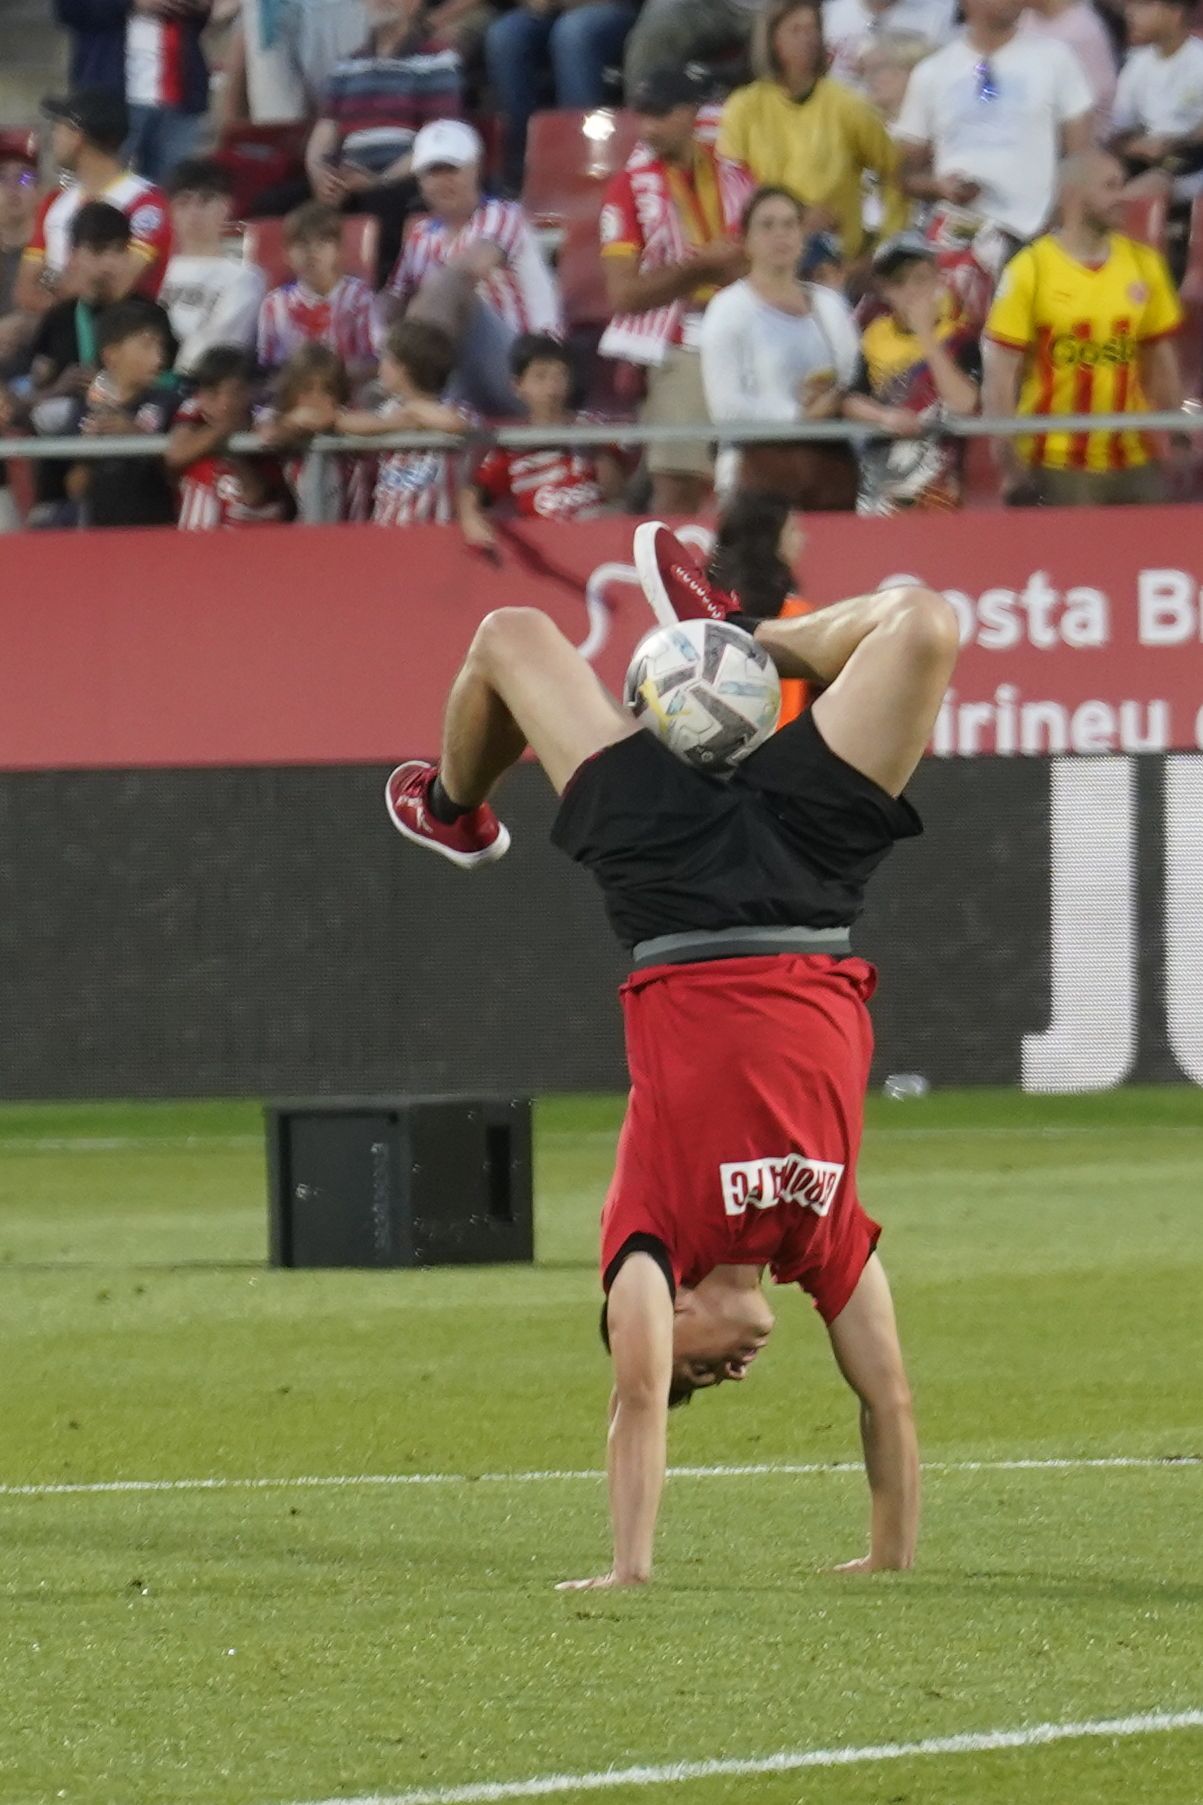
629;64;711;116
42;88;129;152
871;231;936;278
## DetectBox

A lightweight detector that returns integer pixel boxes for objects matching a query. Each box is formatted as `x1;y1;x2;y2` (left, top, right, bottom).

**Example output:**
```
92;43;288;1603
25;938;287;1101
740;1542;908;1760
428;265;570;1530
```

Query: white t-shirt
895;31;1094;237
1112;37;1203;197
158;254;266;374
823;0;956;89
699;280;861;424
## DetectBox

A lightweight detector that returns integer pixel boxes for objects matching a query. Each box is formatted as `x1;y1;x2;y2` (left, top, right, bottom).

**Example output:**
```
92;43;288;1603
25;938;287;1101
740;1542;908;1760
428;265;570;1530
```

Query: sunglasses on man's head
974;58;999;102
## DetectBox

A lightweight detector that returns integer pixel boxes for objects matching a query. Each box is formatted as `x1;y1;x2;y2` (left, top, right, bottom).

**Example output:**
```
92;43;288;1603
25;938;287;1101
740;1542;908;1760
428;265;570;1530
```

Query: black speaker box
265;1095;533;1268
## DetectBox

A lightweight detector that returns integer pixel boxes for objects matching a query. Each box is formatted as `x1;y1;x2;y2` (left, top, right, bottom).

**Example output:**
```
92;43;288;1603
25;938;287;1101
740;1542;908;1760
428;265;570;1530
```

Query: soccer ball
623;619;781;770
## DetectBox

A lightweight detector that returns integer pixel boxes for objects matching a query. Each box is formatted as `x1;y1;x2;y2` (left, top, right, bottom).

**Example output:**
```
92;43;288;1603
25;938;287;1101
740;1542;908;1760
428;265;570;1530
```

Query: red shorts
600;954;881;1324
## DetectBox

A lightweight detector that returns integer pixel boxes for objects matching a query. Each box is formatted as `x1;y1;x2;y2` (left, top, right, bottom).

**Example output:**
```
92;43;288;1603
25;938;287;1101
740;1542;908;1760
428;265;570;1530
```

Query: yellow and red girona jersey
984;232;1182;473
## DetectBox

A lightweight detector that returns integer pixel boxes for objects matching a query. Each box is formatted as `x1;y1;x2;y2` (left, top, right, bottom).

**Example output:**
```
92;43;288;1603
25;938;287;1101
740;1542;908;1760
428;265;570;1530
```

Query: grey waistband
631;925;852;969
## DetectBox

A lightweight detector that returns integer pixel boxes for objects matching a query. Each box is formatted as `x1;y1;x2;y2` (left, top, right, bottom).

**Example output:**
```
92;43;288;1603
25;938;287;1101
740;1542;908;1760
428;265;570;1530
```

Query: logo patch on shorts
719;1155;846;1219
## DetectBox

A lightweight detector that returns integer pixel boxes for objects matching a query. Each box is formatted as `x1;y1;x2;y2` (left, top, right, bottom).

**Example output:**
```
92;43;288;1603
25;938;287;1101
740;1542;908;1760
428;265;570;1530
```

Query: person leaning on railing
981;149;1188;507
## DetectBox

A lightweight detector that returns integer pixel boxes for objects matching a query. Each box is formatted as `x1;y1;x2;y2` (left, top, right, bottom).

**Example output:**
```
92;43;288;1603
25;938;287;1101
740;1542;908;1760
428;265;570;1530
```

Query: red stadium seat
242;213;379;291
213;122;308;218
1121;191;1168;251
0;126;38;164
522;108;640;228
557;211;615;329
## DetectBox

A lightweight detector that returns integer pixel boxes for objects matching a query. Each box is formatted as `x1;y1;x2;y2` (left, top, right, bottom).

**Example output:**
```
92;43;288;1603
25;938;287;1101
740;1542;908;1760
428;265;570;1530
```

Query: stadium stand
521;108;640;231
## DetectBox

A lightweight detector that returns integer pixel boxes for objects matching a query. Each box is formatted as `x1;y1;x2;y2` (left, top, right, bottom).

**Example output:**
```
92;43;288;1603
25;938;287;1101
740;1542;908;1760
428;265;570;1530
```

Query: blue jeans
485;2;637;188
126;105;205;185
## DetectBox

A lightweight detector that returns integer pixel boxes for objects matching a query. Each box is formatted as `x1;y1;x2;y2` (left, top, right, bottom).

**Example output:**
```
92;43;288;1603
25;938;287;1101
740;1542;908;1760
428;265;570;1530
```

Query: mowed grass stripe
285;1711;1203;1805
1;1454;1198;1498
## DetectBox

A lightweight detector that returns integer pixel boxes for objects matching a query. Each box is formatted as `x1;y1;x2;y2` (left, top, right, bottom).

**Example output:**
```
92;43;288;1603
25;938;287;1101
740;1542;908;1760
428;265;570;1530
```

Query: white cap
412;119;484;173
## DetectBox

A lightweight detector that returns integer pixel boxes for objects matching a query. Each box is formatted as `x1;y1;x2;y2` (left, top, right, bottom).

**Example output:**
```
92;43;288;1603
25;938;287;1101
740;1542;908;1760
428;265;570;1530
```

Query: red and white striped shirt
24;173;172;294
372;401;474;527
387;199;561;336
475;415;621;520
175;397;290;529
127;15;187;107
257;275;378;371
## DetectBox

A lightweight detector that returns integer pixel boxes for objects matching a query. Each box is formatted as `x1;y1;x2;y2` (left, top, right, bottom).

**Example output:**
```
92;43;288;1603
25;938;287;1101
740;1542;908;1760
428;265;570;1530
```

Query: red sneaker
384;760;511;869
632;521;739;628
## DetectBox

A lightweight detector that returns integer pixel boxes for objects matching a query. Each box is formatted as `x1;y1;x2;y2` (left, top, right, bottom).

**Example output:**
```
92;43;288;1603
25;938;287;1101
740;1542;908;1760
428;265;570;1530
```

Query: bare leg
440;607;639;804
754;584;959;797
825;1252;920;1572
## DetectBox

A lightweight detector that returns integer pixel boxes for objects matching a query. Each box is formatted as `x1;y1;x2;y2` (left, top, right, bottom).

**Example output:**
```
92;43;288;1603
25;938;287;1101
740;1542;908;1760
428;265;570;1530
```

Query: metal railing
2;409;1200;523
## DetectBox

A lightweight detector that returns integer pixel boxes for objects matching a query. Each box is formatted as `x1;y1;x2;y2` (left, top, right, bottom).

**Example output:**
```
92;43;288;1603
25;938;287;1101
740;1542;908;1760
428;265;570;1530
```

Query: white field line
0;1454;1198;1500
286;1710;1203;1805
1;1123;1201;1154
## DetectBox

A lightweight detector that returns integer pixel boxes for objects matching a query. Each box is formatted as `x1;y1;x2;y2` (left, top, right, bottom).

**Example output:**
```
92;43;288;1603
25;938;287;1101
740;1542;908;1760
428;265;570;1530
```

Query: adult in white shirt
158;159;266;376
1111;0;1203;202
895;0;1094;242
1021;0;1118;127
823;0;956;91
700;185;862;508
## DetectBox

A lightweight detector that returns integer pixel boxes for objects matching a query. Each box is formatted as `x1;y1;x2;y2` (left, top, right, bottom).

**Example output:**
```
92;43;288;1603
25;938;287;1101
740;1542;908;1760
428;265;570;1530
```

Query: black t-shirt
82;386;178;527
551;711;921;952
27;299;178;507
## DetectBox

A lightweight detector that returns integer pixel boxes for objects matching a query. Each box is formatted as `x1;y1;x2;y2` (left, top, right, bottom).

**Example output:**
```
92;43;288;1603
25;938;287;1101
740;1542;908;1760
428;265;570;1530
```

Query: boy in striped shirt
475;334;626;521
257;201;379;379
337;317;495;546
168;345;293;530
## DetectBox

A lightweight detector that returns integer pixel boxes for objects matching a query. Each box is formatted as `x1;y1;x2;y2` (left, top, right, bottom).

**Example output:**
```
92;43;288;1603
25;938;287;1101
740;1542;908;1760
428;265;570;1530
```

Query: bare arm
896;140;980;208
603;244;742;316
1060;111;1094;157
165;415;228;474
979;336;1028;492
1140;335;1183;413
557;1254;674;1589
824;1253;919;1572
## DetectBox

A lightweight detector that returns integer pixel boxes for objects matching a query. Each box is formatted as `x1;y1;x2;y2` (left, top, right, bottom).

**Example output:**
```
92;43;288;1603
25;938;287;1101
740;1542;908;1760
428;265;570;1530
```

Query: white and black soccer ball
623;619;781;771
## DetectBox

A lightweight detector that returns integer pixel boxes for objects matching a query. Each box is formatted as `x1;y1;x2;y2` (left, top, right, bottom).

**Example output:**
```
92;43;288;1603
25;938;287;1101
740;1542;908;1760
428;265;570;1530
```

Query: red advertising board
1;507;1201;770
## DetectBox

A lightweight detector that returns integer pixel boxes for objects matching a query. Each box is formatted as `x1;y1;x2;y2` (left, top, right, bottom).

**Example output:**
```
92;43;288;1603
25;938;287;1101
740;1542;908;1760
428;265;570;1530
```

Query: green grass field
2;1089;1201;1805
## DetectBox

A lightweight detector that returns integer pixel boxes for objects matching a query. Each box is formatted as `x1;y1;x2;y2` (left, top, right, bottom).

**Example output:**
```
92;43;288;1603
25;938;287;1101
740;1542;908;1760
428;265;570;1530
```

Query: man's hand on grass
556;1571;648;1592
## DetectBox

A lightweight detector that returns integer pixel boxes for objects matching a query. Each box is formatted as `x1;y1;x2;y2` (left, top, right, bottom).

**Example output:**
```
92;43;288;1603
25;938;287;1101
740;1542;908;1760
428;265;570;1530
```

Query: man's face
106;326;165;390
1080;156;1127;232
0;158;37;234
1125;0;1175;44
634;104;697;163
287;232;341;292
417;160;481;218
670;1284;774;1397
171;188;230;250
963;0;1025;31
73;239;129;302
51;120;83;173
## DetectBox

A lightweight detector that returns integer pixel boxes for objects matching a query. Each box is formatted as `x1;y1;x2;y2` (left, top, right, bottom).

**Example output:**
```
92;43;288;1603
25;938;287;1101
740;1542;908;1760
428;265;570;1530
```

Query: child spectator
72;299;178;527
167;345;293;529
21;202;176;527
257;201;378;377
160;160;266;377
843;232;979;513
337;318;493;546
474;335;626;522
258;342;371;522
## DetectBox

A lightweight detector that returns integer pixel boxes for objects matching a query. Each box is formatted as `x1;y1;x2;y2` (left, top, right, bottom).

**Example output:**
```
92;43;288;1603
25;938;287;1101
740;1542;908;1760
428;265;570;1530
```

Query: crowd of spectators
0;0;1201;535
